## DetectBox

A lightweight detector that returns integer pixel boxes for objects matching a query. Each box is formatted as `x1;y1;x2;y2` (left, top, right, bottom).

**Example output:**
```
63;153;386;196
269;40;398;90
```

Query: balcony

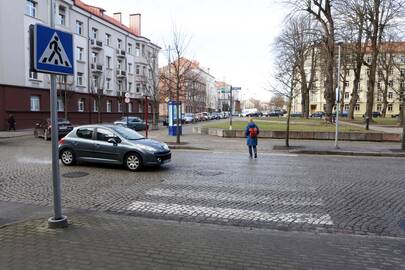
116;69;126;78
90;63;103;73
116;49;126;58
90;39;103;50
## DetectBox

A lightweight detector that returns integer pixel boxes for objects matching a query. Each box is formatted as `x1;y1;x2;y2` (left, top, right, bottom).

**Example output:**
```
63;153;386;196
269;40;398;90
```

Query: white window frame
77;47;83;61
76;20;83;35
77;72;83;86
105;33;111;46
355;104;360;111
106;56;111;69
30;96;40;111
106;100;112;112
128;63;132;74
135;43;140;56
136;83;140;93
26;0;37;17
29;71;38;80
93;99;98;112
92;28;98;39
78;99;85;112
128;82;132;92
128;43;132;54
117;39;122;49
128;102;132;113
388;104;393;112
58;5;66;25
388;92;393;99
118;101;122;113
106;78;111;90
57;96;64;112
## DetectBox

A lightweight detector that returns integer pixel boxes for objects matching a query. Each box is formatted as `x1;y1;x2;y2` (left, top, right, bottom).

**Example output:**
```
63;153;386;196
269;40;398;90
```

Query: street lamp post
335;42;343;149
229;85;233;130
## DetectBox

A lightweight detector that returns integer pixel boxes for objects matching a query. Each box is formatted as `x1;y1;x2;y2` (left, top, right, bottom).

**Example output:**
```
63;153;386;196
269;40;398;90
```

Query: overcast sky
86;0;288;101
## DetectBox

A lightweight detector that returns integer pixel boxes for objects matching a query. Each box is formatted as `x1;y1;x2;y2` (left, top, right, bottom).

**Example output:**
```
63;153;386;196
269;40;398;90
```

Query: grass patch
205;119;374;133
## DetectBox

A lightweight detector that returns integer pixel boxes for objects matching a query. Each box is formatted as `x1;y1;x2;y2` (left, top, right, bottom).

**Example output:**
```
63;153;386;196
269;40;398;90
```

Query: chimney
113;12;122;23
129;13;141;36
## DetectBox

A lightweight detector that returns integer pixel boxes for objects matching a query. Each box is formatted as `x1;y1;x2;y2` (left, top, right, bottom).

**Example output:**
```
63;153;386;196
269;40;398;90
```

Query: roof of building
73;0;160;48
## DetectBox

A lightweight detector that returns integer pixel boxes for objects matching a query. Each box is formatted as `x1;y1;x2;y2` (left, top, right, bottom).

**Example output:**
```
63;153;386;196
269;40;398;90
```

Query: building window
26;0;37;17
136;65;140;75
135;43;140;56
128;82;132;92
344;104;350;111
92;76;98;89
77;47;83;61
136;83;140;93
401;55;405;63
118;80;123;91
388;92;393;99
77;72;83;86
401;81;405;89
91;52;98;63
105;33;111;46
58;6;66;25
388;104;393;112
141;44;145;56
377;104;382;111
128;43;132;54
401;69;405;77
118;101;122;112
128;102;132;113
78;98;85;112
106;100;112;112
388;80;393;87
117;60;122;70
128;63;132;74
30;96;40;111
57;96;64;112
76;21;83;35
93;99;98;112
117;39;122;49
138;102;143;113
29;71;38;80
92;28;98;39
106;56;111;69
106;78;111;90
344;92;349;100
366;56;372;64
344;81;349;87
355;104;360;111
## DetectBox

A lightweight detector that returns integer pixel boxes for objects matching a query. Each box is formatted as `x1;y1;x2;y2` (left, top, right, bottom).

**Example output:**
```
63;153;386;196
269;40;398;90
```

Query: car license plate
59;126;67;130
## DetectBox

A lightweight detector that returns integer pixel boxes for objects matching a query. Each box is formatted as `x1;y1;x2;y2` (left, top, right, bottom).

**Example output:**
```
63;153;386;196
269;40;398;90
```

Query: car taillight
59;138;65;145
48;125;52;129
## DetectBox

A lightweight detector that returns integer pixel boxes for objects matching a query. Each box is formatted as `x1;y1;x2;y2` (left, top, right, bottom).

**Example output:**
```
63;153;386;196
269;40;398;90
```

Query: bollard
365;116;370;130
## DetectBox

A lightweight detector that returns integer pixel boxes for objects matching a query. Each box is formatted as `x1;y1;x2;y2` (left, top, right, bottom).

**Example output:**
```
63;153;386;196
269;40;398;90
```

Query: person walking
8;114;16;131
245;118;259;158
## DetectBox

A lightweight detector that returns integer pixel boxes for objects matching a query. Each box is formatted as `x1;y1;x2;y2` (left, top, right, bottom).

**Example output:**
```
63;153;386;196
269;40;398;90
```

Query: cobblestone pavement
1;136;405;237
1;212;405;270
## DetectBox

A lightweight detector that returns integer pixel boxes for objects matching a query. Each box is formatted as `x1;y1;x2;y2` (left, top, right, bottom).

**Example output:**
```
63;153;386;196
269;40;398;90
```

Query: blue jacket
245;122;259;146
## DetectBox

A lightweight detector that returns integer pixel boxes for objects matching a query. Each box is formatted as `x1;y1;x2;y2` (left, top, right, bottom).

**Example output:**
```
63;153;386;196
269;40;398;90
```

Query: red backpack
249;127;258;138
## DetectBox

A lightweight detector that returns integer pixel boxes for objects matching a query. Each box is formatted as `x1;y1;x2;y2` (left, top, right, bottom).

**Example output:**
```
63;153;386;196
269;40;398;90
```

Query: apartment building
159;58;213;116
292;42;405;117
0;0;160;130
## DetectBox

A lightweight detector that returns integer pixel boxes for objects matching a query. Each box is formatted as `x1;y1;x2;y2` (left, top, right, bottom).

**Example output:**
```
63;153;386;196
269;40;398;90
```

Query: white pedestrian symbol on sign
39;33;72;67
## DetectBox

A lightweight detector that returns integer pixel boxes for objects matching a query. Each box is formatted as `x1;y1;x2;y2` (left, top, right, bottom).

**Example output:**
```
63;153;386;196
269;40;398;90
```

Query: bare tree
335;0;370;120
288;0;336;122
270;18;301;147
363;0;405;120
89;70;110;123
270;94;286;109
160;27;193;144
56;75;74;120
144;47;160;129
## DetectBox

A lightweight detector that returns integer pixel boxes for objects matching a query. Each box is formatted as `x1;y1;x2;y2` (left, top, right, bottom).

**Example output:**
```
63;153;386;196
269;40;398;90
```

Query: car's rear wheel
125;152;142;171
60;148;76;166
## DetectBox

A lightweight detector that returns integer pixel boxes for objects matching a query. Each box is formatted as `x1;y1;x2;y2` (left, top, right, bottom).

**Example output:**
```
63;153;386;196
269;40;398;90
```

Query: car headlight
162;143;170;151
138;144;157;152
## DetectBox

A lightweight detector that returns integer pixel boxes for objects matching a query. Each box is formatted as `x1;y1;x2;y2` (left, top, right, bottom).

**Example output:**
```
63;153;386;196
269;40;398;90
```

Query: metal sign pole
335;44;341;149
48;0;67;228
229;86;233;130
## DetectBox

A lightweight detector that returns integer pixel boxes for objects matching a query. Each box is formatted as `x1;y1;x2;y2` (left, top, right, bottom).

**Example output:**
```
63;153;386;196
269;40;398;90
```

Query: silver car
58;124;171;171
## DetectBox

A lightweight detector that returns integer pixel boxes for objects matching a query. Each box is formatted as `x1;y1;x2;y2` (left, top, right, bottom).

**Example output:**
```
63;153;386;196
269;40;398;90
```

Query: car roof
74;124;117;129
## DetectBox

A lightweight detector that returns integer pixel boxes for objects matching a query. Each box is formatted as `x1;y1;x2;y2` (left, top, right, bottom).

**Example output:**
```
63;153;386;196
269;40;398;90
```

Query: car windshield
111;126;144;140
185;113;194;117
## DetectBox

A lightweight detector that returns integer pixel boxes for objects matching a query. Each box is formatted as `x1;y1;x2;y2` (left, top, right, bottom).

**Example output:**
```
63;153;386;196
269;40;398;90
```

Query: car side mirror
108;138;118;145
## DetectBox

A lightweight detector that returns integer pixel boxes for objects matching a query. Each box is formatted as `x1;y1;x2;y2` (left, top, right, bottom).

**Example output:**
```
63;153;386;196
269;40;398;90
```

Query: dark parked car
290;112;303;117
268;110;284;117
58;125;171;171
114;117;147;131
332;111;349;117
246;112;262;117
34;118;74;140
310;111;325;118
362;111;381;118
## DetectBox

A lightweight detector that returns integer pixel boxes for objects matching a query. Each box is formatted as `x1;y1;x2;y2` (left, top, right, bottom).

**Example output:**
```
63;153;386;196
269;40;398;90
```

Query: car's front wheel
125;152;142;171
60;148;76;166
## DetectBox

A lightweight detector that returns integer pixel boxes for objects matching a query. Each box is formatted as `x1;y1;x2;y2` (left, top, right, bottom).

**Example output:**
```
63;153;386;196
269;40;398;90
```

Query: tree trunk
324;38;335;123
64;91;68;120
382;83;388;118
176;83;180;144
97;96;102;123
402;97;405;150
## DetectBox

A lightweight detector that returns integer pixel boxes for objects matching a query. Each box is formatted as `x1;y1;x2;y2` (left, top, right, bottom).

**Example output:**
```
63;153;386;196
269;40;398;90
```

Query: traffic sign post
30;0;73;228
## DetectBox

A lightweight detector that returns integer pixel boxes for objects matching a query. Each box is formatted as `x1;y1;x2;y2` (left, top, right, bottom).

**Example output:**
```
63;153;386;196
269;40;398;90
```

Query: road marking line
146;188;323;206
127;201;333;225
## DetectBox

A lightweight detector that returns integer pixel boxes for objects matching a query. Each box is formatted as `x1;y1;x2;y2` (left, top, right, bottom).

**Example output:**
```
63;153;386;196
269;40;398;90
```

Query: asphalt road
1;136;405;237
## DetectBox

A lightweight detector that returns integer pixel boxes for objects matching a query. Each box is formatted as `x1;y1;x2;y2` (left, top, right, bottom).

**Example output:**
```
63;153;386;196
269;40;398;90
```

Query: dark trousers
8;124;15;131
248;145;257;157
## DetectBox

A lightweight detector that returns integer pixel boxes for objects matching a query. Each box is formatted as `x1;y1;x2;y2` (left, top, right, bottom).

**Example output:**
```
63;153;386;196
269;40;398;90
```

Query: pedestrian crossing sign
30;24;74;75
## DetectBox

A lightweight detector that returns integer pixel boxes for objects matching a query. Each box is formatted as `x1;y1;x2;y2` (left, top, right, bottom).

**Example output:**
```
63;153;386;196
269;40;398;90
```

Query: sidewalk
1;209;404;270
146;124;405;157
0;129;32;139
342;120;403;134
